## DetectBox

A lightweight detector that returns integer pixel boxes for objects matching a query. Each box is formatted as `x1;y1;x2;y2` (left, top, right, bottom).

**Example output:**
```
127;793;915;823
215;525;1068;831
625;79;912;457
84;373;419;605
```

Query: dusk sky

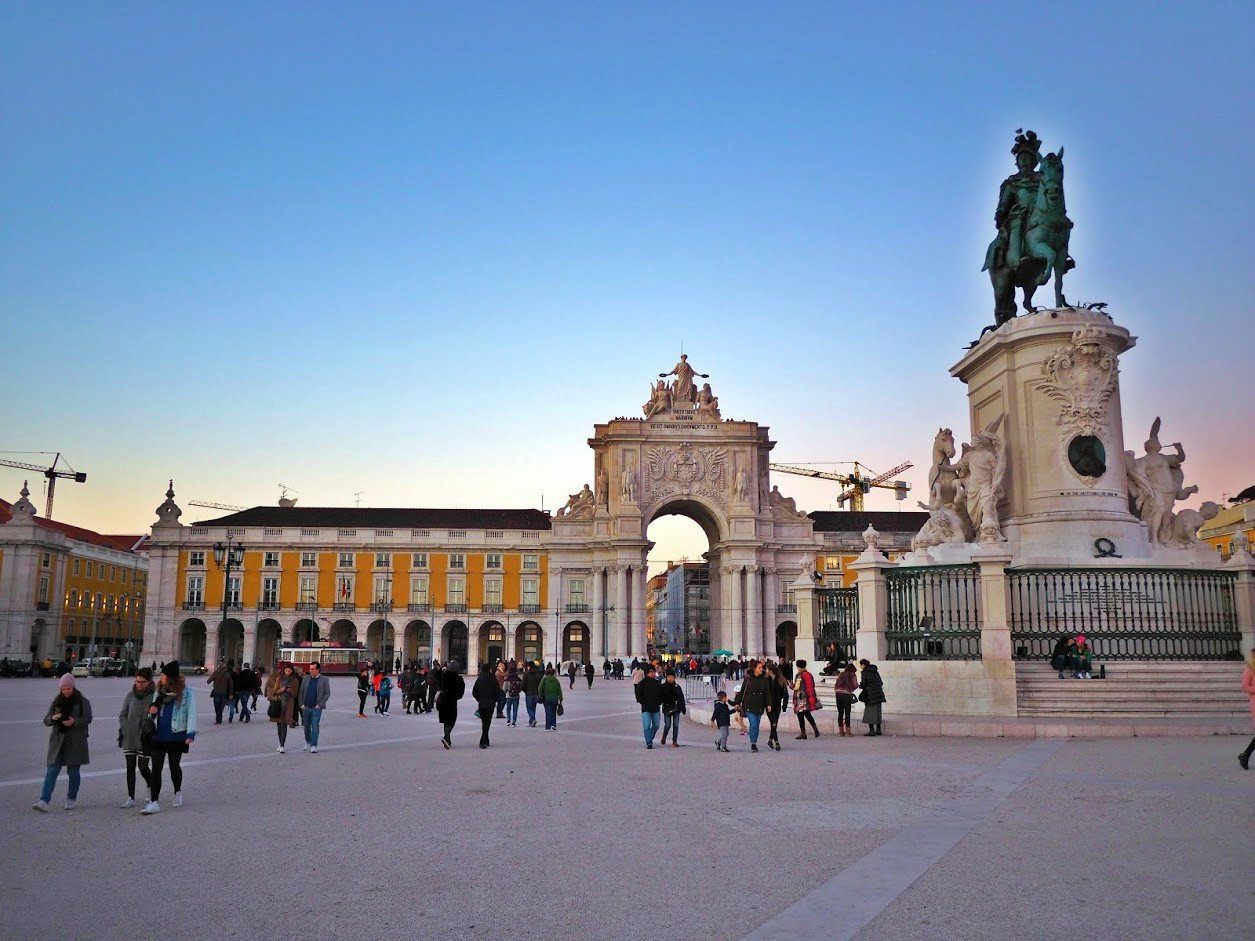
2;3;1251;566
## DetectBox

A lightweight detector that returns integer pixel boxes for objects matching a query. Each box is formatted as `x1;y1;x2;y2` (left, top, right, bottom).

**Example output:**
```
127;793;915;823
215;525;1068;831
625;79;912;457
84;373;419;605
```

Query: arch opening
646;506;714;657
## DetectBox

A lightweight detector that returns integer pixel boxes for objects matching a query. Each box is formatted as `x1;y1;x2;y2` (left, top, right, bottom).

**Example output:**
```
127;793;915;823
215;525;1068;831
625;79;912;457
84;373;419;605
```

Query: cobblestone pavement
1;676;1251;940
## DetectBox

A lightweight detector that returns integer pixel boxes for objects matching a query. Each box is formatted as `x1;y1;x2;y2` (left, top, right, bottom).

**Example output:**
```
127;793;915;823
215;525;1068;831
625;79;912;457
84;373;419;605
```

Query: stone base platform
684;700;1249;738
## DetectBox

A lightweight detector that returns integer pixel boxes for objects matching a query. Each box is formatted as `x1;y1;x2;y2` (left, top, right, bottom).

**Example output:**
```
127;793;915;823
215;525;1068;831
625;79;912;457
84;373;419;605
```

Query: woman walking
763;661;789;751
503;666;522;727
793;659;822;739
734;660;771;753
356;666;370;718
472;667;501;748
1240;648;1255;770
436;661;465;748
117;667;155;808
833;662;859;736
142;661;196;814
858;659;886;737
33;673;92;812
378;673;393;716
538;665;564;730
266;664;302;753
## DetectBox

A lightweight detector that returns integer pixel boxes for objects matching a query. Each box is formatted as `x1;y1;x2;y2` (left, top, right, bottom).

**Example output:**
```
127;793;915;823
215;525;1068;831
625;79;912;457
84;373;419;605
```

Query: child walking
711;690;732;752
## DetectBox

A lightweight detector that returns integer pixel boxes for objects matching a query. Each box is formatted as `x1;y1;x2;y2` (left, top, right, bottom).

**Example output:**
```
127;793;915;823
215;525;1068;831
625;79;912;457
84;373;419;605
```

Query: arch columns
762;567;778;654
591;566;606;660
614;565;628;656
747;566;763;658
630;563;646;658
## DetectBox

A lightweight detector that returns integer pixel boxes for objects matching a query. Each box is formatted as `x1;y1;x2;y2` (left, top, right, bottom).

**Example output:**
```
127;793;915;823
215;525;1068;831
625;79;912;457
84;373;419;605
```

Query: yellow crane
770;461;913;512
0;452;87;519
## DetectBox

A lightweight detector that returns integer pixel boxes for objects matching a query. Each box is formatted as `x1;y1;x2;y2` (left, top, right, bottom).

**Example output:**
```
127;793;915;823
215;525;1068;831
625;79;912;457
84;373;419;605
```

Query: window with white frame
410;575;429;605
186;576;204;605
226;577;241;605
375;552;390;568
262;576;279;605
298;575;316;603
106;593;114;611
412;552;428;569
121;570;128;584
825;556;843;571
188;551;205;567
780;580;795;605
41;552;51;568
568;578;586;607
522;578;539;608
373;574;391;603
72;559;80;576
85;561;94;578
486;553;502;570
263;551;280;567
110;565;117;581
39;576;49;604
300;551;317;568
449;553;465;570
447;576;465;607
336;575;354;603
484;576;503;606
69;589;79;608
338;552;355;569
522;553;538;571
94;592;103;610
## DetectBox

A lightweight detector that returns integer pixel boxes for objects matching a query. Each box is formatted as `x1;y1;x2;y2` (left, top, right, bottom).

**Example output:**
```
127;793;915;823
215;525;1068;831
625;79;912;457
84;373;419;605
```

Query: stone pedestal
851;549;894;663
972;547;1014;662
1223;543;1255;657
951;308;1147;564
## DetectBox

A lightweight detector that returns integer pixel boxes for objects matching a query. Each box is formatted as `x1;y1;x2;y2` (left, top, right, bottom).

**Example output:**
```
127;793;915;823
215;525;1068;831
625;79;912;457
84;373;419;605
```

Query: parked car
177;660;209;676
70;661;91;678
90;658;125;677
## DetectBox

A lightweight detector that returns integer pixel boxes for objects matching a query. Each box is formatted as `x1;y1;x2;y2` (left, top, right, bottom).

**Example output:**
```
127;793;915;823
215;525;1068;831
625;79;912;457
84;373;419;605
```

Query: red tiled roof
0;499;147;554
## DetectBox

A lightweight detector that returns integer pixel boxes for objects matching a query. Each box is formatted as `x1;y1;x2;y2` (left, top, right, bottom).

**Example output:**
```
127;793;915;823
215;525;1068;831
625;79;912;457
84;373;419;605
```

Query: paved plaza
1;676;1251;941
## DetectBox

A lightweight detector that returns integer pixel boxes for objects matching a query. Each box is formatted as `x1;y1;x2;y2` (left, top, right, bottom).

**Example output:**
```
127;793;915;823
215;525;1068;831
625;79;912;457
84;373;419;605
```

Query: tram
275;642;371;675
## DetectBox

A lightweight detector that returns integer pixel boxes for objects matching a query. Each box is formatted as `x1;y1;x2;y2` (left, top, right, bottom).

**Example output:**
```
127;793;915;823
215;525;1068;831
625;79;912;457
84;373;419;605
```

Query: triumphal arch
548;355;821;660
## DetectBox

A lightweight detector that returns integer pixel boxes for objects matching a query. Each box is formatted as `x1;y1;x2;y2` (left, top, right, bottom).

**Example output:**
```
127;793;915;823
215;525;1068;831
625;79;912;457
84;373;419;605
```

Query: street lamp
213;540;245;666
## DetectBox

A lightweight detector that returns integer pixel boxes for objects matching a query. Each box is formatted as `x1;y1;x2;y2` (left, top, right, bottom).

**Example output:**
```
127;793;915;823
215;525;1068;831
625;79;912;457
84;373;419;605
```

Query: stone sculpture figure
556;484;596;520
595;467;608;507
955;415;1008;544
912;428;974;549
983;129;1075;324
1167;501;1221;549
643;379;671;419
768;485;808;521
1126;418;1199;546
733;466;748;504
621;461;637;504
695;383;721;420
660;354;708;406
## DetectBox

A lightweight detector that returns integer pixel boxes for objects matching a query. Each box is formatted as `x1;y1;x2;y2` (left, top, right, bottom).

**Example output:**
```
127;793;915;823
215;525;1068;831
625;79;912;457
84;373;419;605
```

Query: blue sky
1;2;1251;564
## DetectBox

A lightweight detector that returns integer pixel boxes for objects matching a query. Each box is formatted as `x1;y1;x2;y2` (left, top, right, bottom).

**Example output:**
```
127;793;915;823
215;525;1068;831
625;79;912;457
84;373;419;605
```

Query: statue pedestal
951;308;1148;565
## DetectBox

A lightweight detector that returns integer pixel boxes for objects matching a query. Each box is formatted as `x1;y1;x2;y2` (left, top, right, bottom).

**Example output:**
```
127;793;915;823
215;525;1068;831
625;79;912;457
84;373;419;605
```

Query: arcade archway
179;619;207;664
515;622;543;664
563;621;590;664
479;622;506;668
255;619;282;667
442;621;468;671
404;620;432;664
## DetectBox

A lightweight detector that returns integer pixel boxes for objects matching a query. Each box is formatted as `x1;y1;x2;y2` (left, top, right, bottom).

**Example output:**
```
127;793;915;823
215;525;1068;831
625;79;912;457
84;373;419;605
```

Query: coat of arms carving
1038;325;1118;440
641;443;728;506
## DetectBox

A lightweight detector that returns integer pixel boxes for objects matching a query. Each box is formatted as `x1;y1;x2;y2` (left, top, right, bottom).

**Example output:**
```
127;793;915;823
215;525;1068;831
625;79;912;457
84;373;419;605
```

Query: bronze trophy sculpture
983;129;1075;325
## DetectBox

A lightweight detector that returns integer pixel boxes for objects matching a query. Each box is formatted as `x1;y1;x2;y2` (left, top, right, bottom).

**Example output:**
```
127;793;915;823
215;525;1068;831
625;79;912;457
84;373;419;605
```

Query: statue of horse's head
933;428;955;460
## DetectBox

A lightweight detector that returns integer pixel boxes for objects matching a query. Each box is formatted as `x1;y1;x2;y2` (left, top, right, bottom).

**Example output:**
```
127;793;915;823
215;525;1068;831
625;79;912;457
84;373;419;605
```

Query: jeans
495;691;506;717
303;707;323;747
40;763;81;802
641;710;661;745
211;693;228;723
233;692;251;720
148;743;183;800
661;711;681;743
543;698;559;729
525;693;538;724
505;696;519;724
378;694;391;714
747;711;761;745
716;725;729;748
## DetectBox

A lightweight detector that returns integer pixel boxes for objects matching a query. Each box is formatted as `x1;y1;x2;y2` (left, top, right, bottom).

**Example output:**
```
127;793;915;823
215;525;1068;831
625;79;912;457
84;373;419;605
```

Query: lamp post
213;540;245;667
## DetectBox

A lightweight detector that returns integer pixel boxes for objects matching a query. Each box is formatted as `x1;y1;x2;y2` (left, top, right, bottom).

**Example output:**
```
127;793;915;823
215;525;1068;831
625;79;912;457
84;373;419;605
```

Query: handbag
557;701;565;717
267;699;282;720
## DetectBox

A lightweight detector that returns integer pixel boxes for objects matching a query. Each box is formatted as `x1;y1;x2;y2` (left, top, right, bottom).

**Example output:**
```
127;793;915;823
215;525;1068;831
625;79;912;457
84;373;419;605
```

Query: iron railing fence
683;674;732;702
1007;567;1240;661
816;587;859;662
885;564;982;660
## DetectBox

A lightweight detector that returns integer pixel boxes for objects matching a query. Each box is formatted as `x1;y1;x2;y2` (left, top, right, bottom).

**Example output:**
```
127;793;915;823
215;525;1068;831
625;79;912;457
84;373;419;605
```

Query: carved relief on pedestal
1037;324;1119;487
641;443;728;506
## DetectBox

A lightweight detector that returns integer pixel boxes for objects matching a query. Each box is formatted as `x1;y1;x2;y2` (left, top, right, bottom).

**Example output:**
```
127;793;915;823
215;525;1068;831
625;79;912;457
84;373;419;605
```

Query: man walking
472;667;501;749
299;662;330;753
522;662;542;728
208;659;234;725
584;661;595;689
233;662;256;723
635;664;663;749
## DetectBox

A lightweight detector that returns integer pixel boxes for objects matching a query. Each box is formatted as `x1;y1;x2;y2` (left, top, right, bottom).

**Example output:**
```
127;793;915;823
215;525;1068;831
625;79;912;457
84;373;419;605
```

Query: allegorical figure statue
955;415;1008;544
595;467;608;507
983;129;1075;325
643;379;671;419
660;354;708;406
556;483;596;520
621;462;637;503
1125;417;1199;546
695;382;720;419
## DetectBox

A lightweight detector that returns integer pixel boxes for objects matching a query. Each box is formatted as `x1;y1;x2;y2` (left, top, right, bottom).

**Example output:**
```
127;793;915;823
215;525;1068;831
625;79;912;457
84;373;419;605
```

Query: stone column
1224;537;1255;656
730;567;746;655
763;568;778;655
590;567;605;660
972;547;1015;661
468;623;481;674
851;548;895;663
205;619;221;670
719;566;734;655
793;573;817;666
631;564;646;658
747;567;763;658
243;621;257;669
614;565;628;657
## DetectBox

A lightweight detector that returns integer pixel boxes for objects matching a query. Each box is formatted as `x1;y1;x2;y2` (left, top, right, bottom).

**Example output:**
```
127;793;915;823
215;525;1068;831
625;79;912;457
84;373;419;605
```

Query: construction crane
188;500;246;512
0;452;87;519
770;460;913;512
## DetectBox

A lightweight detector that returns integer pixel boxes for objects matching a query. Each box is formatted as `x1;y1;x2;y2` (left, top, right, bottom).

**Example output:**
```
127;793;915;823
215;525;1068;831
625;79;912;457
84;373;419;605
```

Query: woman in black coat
858;659;887;736
435;662;465;749
471;669;501;749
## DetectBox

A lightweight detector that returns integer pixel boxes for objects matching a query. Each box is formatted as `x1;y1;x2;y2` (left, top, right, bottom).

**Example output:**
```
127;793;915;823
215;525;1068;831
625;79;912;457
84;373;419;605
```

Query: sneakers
751;743;759;752
120;797;136;809
442;738;451;749
32;800;49;813
310;746;317;754
302;743;310;751
277;746;285;754
141;801;161;815
64;799;76;810
172;792;183;808
646;742;653;749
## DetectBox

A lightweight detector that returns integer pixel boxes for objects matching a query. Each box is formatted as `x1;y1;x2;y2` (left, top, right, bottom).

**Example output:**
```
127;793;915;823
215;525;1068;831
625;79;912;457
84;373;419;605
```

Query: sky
1;2;1252;567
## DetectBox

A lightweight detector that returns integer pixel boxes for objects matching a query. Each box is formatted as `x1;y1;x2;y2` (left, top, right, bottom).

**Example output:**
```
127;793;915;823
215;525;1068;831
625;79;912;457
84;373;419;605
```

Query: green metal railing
1008;567;1240;661
886;564;982;660
816;587;859;661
